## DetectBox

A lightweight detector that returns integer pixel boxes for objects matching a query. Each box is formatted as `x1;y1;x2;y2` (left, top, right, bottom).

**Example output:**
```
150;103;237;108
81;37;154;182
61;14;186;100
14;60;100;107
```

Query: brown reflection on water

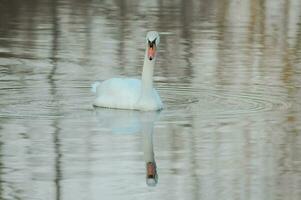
0;0;301;200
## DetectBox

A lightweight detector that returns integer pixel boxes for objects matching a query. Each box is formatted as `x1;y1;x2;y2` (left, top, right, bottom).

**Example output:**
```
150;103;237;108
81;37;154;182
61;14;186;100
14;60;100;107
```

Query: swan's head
146;31;160;61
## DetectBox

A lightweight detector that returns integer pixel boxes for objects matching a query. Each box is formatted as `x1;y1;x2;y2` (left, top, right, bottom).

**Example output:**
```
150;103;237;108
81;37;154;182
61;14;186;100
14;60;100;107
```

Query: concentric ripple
159;83;292;118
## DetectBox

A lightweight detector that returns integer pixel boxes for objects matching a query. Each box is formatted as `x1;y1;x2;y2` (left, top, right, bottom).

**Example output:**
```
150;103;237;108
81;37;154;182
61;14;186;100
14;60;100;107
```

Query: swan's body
92;78;162;110
92;31;163;111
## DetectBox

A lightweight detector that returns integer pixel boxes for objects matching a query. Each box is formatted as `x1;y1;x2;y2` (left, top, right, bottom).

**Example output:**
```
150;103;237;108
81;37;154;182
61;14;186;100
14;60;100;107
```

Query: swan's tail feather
91;81;101;93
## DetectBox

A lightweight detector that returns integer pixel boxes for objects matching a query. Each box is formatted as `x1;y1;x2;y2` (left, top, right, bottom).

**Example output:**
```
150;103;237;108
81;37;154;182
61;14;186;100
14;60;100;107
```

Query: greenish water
0;0;300;200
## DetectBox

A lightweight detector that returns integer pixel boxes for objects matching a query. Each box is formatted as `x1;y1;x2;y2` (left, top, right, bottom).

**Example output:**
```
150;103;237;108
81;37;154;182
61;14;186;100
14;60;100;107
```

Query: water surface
0;0;300;200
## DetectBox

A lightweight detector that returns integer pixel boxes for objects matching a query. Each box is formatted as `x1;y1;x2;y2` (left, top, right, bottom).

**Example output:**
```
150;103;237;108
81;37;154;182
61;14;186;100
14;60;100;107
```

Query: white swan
94;108;159;186
91;31;163;111
142;115;158;186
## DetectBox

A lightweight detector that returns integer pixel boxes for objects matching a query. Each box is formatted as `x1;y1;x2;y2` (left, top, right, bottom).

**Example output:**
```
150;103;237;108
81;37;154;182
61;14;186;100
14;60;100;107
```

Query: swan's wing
94;78;142;109
97;78;141;98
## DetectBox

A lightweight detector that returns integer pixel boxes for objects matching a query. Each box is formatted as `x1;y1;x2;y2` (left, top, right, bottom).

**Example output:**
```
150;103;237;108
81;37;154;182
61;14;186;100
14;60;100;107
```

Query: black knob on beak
148;39;156;49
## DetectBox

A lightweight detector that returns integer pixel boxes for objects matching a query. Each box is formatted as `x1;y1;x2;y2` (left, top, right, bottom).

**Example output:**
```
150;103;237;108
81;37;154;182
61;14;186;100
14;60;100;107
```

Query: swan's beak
146;162;156;178
146;162;158;186
147;45;156;61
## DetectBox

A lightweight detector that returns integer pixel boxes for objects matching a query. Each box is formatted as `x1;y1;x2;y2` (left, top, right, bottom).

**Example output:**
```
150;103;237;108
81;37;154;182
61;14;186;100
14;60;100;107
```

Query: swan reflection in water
94;108;160;186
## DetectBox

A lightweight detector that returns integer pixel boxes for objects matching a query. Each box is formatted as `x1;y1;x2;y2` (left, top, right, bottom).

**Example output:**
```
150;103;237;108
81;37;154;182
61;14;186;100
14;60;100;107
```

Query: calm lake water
0;0;301;200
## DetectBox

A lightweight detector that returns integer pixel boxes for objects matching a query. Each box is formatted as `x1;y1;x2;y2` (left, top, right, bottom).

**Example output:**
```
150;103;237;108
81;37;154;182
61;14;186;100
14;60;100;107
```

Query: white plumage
91;31;163;111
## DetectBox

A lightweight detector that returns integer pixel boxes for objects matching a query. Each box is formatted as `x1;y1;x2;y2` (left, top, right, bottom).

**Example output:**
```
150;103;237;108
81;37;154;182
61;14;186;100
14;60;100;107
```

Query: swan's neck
142;121;155;163
141;54;155;95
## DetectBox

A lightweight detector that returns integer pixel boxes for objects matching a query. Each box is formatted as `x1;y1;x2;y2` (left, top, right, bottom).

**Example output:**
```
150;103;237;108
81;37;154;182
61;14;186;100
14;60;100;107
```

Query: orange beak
147;46;156;61
146;162;156;178
146;162;158;186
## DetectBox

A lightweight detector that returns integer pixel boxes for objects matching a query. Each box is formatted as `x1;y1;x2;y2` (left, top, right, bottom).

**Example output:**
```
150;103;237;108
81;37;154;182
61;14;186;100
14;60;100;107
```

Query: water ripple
160;83;291;118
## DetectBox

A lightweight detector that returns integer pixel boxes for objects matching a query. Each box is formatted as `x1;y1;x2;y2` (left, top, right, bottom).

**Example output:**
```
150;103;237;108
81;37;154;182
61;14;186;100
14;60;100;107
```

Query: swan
91;31;163;111
94;108;159;186
142;114;158;186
